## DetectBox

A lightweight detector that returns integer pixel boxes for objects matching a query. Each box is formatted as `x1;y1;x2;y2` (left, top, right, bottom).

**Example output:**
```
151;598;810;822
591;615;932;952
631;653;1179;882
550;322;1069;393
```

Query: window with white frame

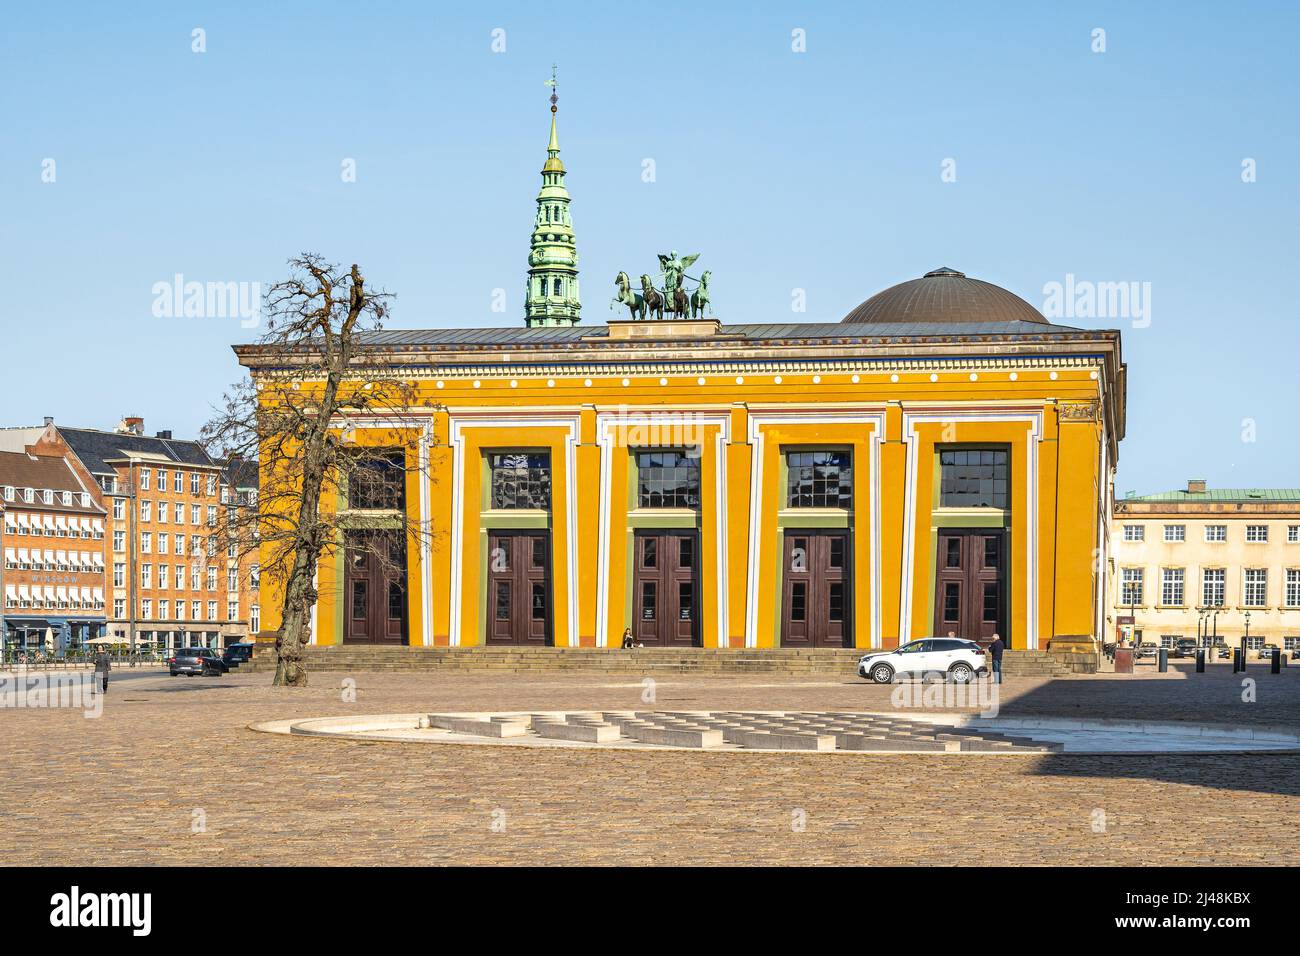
1245;636;1264;651
141;565;152;589
1286;569;1300;608
1159;634;1180;649
191;600;201;620
60;491;71;506
1285;637;1300;653
1121;568;1144;606
113;531;125;552
113;563;125;587
227;568;237;592
1289;526;1299;543
206;475;216;496
250;605;260;632
139;470;149;491
1163;525;1185;542
173;472;182;493
207;600;217;621
158;533;169;555
1246;525;1269;543
112;499;124;520
191;473;200;495
207;567;217;590
22;487;34;503
2;486;12;501
142;599;152;620
227;600;238;622
1244;569;1268;607
140;501;151;522
1123;525;1144;542
1202;568;1226;607
141;532;151;553
159;599;169;620
1204;524;1227;542
113;598;125;618
1161;568;1185;606
157;469;167;488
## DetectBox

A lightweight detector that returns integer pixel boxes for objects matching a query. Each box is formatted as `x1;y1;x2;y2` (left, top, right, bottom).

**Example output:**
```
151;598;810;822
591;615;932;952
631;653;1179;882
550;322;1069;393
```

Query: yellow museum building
235;105;1126;653
236;278;1126;652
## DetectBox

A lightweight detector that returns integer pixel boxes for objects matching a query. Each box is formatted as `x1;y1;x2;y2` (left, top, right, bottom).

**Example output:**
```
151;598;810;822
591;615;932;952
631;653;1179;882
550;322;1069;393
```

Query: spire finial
545;64;558;113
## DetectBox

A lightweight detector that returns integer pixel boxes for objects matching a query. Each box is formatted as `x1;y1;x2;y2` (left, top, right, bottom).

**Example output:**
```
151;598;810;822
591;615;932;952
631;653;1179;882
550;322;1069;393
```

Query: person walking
93;648;111;695
987;632;1005;683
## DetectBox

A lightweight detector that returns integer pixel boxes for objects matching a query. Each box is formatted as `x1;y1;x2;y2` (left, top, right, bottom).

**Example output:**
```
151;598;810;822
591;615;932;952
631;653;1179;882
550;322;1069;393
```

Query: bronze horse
611;271;645;321
640;274;664;321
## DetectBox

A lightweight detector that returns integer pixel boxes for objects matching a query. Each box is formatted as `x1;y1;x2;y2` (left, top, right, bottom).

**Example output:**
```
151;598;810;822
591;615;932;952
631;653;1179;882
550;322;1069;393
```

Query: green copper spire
524;66;580;328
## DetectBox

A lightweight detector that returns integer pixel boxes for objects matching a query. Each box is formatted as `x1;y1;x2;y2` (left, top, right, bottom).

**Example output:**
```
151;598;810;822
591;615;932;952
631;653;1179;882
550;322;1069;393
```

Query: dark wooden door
933;529;1005;642
632;531;698;646
781;531;851;647
486;531;551;645
343;530;407;644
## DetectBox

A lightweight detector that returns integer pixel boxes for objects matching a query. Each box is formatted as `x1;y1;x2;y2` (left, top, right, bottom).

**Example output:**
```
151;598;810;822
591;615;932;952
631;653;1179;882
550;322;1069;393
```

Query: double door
933;528;1006;642
486;531;551;645
632;530;699;646
343;530;408;644
781;531;851;647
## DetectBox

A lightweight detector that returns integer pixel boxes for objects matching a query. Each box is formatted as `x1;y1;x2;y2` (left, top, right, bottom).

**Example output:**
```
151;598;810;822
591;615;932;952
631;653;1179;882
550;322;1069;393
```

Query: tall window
1244;569;1267;607
1121;567;1144;606
1202;568;1225;607
1286;569;1300;608
786;450;852;508
636;450;700;509
938;448;1008;509
347;452;405;510
1288;526;1299;543
488;453;551;509
1161;568;1184;606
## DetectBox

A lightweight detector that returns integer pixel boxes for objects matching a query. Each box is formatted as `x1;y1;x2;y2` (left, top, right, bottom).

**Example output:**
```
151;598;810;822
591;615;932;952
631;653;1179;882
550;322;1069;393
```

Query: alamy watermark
1;670;102;718
151;274;261;328
1042;274;1151;327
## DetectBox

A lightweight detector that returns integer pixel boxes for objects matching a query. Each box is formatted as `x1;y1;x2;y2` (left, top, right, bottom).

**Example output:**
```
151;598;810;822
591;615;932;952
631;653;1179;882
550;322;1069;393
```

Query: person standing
987;633;1005;683
93;648;111;695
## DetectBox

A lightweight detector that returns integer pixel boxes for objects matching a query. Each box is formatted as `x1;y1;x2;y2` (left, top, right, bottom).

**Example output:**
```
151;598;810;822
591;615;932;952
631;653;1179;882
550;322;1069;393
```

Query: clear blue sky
3;1;1297;493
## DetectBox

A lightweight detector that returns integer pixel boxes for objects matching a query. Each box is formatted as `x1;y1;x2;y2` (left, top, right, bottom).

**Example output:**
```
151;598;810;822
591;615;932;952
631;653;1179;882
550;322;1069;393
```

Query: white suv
858;638;988;684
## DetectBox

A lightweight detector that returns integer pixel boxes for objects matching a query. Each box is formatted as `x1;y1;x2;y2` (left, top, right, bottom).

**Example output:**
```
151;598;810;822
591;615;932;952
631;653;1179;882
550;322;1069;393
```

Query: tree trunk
272;369;343;687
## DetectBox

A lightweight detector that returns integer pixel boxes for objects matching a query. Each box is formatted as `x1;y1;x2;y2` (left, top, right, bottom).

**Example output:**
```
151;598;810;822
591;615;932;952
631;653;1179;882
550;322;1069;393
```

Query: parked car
168;647;229;677
221;643;255;667
858;638;987;684
1173;639;1199;658
1134;643;1158;660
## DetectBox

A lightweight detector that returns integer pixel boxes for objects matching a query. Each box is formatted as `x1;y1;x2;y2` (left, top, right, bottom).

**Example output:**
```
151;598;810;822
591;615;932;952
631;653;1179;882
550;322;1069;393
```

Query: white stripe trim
744;409;886;649
900;408;1043;649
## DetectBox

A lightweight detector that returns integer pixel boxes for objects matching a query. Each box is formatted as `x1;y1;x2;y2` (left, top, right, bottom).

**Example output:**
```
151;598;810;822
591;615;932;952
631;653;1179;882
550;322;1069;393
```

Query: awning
92;518;104;534
79;517;92;534
17;548;29;564
4;585;16;602
92;587;104;602
93;553;104;567
18;585;30;600
3;548;14;564
42;586;56;602
44;550;56;565
15;513;30;529
54;515;68;532
56;550;68;565
2;514;14;533
42;515;55;532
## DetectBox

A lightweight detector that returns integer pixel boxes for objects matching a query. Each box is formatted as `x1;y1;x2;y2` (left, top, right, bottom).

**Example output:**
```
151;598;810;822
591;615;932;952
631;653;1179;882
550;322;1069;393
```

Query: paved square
2;665;1298;865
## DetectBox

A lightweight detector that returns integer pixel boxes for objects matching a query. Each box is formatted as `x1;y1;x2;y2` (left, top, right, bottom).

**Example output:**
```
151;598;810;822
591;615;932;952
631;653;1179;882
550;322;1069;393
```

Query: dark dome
841;267;1048;326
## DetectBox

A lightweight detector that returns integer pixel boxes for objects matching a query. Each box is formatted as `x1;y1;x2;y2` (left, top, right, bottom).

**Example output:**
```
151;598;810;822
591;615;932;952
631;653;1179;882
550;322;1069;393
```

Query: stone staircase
246;645;1092;677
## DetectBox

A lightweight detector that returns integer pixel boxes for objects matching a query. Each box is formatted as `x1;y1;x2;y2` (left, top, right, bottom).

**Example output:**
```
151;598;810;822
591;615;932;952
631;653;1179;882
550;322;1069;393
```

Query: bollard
1272;647;1281;674
1195;648;1205;673
1157;647;1168;672
1232;648;1242;673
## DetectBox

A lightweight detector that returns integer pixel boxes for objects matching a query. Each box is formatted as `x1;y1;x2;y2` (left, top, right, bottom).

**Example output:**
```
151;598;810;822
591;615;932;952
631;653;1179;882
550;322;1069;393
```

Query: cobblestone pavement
2;665;1297;865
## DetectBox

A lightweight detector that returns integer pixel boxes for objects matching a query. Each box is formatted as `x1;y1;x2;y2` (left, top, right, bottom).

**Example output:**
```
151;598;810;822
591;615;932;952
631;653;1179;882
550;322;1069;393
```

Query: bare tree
203;255;439;686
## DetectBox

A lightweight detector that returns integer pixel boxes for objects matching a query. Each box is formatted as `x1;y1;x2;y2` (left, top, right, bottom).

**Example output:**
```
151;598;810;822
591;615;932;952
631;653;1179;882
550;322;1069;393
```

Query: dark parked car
168;647;229;677
1173;639;1198;658
221;643;254;667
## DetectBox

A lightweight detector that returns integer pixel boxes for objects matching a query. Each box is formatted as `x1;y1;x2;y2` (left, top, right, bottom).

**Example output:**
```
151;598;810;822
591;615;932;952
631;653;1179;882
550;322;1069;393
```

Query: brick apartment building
0;446;108;655
1;418;259;653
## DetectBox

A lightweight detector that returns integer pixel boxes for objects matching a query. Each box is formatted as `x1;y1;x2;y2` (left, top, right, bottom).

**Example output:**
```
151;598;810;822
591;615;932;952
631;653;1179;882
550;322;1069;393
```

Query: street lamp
1243;610;1252;663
